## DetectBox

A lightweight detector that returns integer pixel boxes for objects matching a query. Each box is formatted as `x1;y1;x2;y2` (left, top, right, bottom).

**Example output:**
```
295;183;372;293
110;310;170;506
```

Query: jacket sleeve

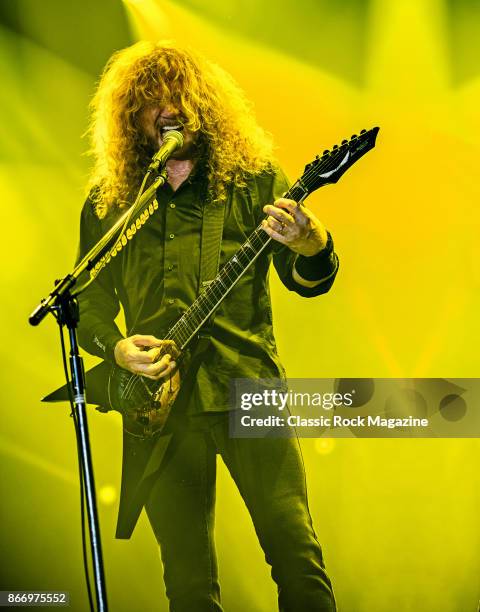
75;197;124;362
266;167;339;297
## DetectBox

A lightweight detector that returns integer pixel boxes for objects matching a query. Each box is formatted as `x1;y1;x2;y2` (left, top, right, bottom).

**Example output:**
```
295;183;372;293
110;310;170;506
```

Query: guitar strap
197;197;227;337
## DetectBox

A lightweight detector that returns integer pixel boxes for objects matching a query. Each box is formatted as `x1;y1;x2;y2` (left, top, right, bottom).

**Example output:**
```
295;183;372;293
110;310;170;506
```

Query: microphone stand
29;166;168;612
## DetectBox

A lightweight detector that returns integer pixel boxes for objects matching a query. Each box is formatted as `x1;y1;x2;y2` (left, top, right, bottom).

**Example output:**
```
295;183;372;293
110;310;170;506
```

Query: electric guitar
43;127;379;438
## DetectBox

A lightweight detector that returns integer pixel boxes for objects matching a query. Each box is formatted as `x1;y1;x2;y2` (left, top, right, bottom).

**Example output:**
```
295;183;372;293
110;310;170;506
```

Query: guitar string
165;146;346;339
123;141;362;399
122;133;372;399
156;136;363;346
162;152;348;347
163;154;344;345
123;194;295;399
122;223;272;401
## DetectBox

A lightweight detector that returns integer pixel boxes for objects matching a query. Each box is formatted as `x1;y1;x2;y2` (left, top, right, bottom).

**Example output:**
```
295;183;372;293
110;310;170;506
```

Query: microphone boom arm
30;129;184;326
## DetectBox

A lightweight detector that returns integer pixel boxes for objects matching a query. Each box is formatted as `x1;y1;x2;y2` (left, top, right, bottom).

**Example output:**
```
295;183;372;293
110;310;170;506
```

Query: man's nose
160;104;179;118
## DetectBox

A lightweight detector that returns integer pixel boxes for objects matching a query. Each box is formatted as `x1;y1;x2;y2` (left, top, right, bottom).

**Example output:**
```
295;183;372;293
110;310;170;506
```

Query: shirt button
169;233;175;239
168;298;175;305
169;203;176;209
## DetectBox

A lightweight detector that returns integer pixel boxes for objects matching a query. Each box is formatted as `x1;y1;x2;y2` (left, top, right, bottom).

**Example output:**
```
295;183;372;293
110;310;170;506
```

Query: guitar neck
164;181;306;349
160;125;380;349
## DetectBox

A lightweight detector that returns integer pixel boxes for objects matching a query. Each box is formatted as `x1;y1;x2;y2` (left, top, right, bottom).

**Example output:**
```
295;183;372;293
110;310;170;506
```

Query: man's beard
168;139;199;160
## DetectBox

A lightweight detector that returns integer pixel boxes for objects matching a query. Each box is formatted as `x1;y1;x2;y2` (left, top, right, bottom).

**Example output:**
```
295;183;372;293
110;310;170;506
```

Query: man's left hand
261;198;328;257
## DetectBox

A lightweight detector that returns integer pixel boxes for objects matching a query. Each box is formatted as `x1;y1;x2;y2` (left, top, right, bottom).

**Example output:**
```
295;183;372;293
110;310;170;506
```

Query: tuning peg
360;129;367;134
341;139;348;144
332;144;338;149
350;134;357;139
323;149;330;155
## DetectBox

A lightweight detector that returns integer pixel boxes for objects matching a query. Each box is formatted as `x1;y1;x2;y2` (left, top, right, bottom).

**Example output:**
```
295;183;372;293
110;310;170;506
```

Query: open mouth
160;124;184;133
154;112;185;135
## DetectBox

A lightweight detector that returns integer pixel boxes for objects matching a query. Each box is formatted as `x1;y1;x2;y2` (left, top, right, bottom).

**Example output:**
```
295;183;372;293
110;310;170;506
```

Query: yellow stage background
0;1;479;610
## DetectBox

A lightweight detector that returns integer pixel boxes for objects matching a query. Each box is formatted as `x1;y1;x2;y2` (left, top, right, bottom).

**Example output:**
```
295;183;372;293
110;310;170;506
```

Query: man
77;40;339;611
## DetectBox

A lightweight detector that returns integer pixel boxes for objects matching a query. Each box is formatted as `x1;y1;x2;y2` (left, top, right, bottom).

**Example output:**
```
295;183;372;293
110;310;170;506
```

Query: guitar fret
236;250;250;264
288;184;305;202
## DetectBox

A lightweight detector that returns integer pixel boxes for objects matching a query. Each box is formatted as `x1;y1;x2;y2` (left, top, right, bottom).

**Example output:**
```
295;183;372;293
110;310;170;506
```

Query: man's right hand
114;334;178;380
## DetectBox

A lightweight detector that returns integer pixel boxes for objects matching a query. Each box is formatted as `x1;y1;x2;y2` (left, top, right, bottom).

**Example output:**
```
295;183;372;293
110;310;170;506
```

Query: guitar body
108;345;185;439
107;366;181;438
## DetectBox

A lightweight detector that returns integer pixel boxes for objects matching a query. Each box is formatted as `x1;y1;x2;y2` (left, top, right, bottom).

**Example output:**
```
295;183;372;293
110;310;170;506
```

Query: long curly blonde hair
87;40;276;217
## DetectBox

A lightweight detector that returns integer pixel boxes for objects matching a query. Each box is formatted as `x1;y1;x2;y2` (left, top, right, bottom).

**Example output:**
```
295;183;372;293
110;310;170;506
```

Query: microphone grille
163;129;184;148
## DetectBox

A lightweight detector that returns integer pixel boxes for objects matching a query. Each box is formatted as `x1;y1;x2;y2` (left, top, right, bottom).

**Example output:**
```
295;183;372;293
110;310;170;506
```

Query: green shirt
76;166;339;412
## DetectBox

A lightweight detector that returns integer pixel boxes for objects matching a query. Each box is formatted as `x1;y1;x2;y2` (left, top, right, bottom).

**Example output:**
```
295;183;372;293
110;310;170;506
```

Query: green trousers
144;412;336;612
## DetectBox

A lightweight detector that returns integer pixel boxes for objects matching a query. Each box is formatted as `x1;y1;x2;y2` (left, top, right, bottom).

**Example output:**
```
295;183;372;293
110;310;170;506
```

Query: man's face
138;103;199;161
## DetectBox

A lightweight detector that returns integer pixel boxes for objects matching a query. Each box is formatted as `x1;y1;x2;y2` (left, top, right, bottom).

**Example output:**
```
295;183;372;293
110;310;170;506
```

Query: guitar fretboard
164;181;306;349
159;126;380;349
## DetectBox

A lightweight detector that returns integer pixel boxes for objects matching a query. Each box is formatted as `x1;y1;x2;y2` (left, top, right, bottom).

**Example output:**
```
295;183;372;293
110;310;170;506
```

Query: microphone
148;129;184;171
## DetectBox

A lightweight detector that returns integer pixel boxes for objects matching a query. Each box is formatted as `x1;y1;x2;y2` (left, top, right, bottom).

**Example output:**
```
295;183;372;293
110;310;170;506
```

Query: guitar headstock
297;127;379;197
